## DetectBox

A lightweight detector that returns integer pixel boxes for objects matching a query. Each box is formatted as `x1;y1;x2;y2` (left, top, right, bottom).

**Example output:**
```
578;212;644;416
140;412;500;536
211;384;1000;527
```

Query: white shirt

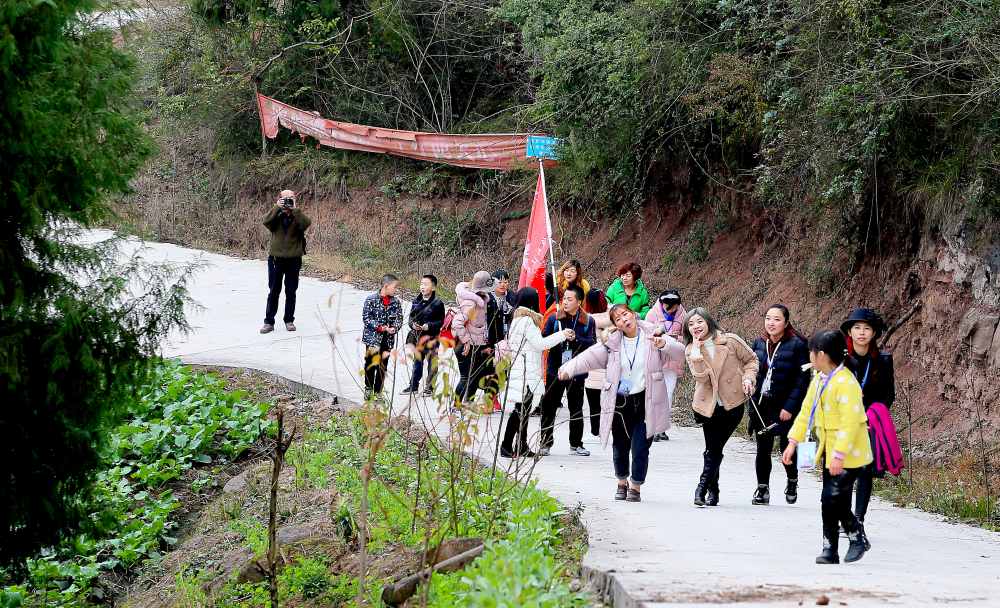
620;329;646;394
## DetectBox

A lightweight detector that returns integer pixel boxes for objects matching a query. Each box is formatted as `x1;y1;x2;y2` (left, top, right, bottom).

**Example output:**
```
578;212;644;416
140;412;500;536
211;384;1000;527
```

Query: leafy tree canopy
0;0;194;574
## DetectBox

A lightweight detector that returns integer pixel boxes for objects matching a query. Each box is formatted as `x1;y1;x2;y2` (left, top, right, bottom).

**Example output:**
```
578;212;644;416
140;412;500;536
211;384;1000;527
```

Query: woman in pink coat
643;289;686;441
558;303;685;502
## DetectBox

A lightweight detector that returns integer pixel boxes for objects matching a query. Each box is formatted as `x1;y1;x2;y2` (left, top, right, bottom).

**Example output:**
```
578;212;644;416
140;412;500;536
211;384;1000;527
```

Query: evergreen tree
0;1;192;573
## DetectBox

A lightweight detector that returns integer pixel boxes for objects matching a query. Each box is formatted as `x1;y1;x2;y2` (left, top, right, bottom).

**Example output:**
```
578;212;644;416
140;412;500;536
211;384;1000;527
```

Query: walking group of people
256;196;898;566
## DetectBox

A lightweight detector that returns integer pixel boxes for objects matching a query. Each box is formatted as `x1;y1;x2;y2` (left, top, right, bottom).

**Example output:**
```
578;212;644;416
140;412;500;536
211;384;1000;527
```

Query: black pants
264;255;301;324
823;467;862;538
585;387;601;436
853;429;875;521
541;377;585;449
701;404;745;455
756;432;797;485
455;346;494;402
364;333;391;396
612;392;652;484
501;395;533;454
409;337;438;392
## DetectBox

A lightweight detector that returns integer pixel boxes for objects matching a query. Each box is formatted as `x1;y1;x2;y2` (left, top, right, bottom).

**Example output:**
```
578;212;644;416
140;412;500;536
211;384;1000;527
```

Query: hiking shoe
538;447;551;456
530;407;542;417
785;478;798;504
570;446;591;456
615;483;628;501
752;484;770;505
285;322;296;331
260;324;275;334
625;488;641;502
401;387;417;395
422;388;433;397
657;432;669;441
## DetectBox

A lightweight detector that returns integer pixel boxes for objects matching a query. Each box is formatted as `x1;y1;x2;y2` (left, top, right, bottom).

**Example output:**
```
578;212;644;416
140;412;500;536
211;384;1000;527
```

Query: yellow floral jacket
788;366;873;470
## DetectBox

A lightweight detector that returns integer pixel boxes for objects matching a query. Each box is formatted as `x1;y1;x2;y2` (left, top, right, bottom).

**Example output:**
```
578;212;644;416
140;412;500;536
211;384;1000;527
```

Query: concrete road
97;231;1000;607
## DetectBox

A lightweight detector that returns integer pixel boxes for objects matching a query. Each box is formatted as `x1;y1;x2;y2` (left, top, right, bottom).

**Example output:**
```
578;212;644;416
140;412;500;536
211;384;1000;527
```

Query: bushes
2;361;275;607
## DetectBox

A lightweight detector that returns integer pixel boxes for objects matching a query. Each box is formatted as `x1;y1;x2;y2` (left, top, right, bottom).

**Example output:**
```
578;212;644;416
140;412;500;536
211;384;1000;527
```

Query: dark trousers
364;334;391;396
455;346;494;402
585;387;602;436
501;396;533;454
853;429;875;521
540;377;585;449
702;404;745;455
264;255;301;324
409;338;438;391
823;467;863;538
612;392;652;484
756;432;797;485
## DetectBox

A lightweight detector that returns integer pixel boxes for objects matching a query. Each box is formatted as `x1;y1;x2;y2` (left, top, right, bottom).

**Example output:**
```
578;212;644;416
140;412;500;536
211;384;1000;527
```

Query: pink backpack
867;402;904;475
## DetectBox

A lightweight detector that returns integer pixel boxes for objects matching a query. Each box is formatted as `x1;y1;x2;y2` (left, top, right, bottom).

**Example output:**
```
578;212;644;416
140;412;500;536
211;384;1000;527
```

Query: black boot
845;525;869;562
816;529;840;564
785;477;798;504
694;451;715;506
752;484;770;505
706;454;724;506
858;522;871;551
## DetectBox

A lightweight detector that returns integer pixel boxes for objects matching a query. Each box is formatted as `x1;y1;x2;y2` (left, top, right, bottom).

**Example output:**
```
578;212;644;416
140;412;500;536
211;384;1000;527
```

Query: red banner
517;170;553;312
256;93;557;170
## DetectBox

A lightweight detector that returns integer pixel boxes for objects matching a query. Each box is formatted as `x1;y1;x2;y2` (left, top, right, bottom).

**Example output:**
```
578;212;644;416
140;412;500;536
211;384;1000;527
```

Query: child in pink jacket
643;290;686;441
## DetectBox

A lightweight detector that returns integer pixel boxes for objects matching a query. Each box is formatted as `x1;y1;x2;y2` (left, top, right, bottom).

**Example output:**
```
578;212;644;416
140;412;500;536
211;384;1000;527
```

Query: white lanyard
762;340;781;394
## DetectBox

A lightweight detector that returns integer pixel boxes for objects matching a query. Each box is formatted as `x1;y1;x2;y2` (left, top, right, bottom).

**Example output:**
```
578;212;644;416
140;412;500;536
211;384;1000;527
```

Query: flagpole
539;159;560;311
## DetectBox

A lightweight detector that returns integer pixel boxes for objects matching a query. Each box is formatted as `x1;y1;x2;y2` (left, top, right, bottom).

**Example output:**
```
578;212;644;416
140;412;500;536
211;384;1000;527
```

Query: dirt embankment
111;144;1000;475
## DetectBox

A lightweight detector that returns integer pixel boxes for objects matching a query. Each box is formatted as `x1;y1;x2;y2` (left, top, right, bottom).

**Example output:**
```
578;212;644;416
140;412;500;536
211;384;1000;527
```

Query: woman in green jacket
605;262;651;319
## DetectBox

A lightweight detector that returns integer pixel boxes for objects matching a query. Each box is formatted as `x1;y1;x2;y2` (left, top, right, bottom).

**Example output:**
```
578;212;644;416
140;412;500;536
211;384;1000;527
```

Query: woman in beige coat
559;304;685;502
683;307;758;507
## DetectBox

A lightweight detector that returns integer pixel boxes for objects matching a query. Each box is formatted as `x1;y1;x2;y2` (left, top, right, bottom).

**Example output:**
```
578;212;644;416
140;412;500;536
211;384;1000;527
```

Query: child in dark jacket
403;275;446;396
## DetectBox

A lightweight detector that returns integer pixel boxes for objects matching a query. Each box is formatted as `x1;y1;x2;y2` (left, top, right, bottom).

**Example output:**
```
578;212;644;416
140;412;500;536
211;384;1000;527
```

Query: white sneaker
538;447;551;456
570;446;591;456
583;435;601;444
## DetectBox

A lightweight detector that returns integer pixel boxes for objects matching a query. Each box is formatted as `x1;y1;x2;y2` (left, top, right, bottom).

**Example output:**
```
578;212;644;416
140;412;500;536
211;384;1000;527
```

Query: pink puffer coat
559;320;685;450
644;303;687;376
585;312;613;390
452;282;486;346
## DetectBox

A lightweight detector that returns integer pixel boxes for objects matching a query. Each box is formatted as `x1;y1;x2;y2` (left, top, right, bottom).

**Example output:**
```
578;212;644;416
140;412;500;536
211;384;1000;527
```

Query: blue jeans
409;337;438;391
264;256;301;324
612;392;652;485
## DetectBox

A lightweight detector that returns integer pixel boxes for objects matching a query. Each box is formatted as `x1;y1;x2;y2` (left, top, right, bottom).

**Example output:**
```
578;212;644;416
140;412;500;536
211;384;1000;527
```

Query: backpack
439;308;458;347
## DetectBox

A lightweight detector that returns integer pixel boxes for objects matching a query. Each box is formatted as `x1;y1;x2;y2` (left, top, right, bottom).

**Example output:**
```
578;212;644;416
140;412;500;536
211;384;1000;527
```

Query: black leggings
823;467;862;537
585;387;601;436
756;432;797;485
701;404;745;455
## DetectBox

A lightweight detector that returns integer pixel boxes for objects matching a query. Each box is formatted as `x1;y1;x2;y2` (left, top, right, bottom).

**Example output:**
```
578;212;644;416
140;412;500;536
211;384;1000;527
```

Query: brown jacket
685;333;759;417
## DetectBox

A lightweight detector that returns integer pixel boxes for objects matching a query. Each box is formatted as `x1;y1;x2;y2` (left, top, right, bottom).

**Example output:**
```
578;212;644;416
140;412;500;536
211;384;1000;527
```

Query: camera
281;196;295;208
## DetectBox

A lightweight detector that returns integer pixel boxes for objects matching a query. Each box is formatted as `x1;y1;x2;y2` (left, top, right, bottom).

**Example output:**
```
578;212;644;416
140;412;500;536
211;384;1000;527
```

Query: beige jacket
685;332;759;418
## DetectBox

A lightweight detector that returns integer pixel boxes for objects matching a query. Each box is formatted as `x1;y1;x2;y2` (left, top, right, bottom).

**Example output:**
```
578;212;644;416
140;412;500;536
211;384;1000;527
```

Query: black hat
840;308;887;340
659;289;681;306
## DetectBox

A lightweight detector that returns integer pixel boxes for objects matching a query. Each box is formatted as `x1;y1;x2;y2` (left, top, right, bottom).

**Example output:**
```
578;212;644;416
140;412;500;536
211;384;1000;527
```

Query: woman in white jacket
500;287;571;458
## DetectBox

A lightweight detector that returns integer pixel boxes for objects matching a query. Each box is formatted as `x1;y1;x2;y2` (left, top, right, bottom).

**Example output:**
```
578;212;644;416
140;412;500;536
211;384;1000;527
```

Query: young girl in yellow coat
782;329;873;565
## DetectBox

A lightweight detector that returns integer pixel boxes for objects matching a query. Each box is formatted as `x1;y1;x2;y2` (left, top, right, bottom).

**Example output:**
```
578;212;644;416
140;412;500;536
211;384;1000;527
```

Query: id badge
561;349;572;365
797;441;818;470
617;379;633;397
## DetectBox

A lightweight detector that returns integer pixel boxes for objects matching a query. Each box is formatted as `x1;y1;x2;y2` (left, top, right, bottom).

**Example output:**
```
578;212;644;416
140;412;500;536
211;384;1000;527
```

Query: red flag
517;170;552;312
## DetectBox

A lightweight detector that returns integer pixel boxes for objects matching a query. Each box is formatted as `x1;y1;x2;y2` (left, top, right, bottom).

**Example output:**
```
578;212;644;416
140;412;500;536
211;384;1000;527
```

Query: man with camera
261;189;312;334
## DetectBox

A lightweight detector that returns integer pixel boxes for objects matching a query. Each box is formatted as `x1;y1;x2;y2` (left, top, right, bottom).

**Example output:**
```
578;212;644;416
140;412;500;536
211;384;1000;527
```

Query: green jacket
263;207;312;258
605;278;651;319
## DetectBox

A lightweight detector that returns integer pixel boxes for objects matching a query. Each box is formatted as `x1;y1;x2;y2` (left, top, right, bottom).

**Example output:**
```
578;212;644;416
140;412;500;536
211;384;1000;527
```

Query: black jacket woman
749;305;810;505
842;307;894;547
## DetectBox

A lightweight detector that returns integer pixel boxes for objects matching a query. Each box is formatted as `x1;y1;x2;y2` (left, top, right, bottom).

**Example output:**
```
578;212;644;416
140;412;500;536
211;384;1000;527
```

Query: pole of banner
539;158;559;313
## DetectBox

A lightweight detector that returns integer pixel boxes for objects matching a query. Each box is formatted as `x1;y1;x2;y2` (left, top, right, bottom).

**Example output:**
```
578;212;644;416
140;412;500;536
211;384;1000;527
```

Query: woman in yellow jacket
783;329;873;565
